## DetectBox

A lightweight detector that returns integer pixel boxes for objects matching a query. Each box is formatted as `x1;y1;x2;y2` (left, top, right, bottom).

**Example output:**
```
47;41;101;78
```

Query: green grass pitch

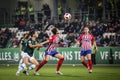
0;65;120;80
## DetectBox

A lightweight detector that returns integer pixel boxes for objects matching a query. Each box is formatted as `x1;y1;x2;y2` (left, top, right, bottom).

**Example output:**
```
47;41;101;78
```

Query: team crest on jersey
83;37;91;42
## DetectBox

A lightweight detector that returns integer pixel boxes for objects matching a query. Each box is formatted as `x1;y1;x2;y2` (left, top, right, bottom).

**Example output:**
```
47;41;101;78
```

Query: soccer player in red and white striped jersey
34;28;64;75
78;27;98;73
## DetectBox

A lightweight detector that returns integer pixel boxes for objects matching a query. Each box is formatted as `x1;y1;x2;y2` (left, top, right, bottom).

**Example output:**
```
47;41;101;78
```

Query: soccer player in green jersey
16;32;30;76
16;30;42;76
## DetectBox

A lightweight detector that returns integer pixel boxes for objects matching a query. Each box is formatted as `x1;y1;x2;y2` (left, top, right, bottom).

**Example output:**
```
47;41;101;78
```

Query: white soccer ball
72;64;75;67
64;13;72;20
7;64;10;67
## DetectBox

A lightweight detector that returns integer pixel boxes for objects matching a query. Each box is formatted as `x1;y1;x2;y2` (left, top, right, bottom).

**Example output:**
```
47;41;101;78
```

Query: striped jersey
46;35;59;52
78;34;95;51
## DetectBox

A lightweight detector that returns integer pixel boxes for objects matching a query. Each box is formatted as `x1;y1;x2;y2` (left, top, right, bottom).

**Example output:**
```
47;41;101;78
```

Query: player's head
30;30;38;38
84;26;89;34
24;32;30;39
51;28;59;35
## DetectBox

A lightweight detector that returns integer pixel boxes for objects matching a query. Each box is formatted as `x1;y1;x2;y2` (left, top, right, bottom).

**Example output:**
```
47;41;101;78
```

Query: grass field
0;65;120;80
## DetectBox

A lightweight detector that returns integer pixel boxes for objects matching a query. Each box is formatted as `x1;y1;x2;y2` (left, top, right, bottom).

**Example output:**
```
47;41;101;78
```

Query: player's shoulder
80;34;84;37
89;34;94;37
27;38;32;43
51;35;56;39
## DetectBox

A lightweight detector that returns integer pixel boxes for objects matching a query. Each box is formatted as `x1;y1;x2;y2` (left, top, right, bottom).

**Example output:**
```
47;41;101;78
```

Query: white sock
18;63;27;72
28;64;36;71
18;59;23;69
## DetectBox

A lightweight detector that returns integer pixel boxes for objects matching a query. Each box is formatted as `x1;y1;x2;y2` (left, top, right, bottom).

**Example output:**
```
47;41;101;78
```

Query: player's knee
36;62;39;67
24;61;28;65
60;57;64;60
44;60;49;63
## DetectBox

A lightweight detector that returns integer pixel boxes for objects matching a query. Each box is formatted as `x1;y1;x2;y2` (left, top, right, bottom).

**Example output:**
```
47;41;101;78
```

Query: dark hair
30;30;35;37
22;32;30;40
24;33;30;39
51;28;57;35
84;26;89;29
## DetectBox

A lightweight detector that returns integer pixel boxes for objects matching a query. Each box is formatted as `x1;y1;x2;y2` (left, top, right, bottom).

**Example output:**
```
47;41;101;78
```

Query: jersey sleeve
28;39;32;44
48;36;54;43
78;34;83;41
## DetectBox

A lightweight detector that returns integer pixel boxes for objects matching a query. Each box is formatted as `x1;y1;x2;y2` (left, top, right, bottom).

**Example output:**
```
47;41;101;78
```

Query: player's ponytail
25;32;30;39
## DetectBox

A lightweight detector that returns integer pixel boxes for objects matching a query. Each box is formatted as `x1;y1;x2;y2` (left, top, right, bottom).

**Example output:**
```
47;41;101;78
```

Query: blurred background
0;0;120;48
0;0;120;64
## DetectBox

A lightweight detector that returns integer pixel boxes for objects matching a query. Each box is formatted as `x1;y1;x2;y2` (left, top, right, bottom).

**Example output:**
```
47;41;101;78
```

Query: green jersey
23;38;38;57
21;39;28;51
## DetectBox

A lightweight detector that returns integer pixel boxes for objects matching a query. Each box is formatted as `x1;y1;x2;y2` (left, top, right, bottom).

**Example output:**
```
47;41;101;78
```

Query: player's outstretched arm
28;43;41;48
41;40;49;45
36;43;43;50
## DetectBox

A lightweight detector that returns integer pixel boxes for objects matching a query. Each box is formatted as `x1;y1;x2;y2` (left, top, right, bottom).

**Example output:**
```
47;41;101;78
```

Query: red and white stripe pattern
78;34;95;51
46;35;59;52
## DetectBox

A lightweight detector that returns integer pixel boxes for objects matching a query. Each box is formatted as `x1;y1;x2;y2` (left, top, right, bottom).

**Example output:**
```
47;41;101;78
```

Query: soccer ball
64;13;72;20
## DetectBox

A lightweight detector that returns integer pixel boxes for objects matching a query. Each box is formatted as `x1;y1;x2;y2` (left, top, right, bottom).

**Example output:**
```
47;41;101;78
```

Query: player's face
84;27;89;33
34;32;38;38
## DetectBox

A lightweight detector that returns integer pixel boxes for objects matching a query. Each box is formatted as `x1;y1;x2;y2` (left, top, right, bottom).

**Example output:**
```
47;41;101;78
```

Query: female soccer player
34;28;64;75
16;32;30;76
16;30;42;76
78;27;98;73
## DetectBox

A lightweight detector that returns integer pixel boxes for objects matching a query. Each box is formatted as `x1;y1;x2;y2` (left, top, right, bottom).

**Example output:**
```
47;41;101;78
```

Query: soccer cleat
34;72;40;76
16;71;20;76
56;71;63;75
23;70;29;76
89;70;92;73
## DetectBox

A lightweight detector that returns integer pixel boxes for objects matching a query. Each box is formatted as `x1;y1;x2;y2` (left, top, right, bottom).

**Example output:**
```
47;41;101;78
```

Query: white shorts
21;51;35;60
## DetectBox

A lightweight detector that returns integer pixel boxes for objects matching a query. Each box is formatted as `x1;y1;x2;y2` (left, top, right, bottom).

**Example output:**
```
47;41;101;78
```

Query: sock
57;58;64;71
18;59;23;69
35;60;48;72
82;61;88;68
18;63;27;72
28;64;36;71
88;60;92;70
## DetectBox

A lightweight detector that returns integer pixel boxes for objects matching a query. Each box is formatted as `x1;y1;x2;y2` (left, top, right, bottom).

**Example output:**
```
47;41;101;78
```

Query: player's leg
16;56;28;76
86;53;92;73
23;54;37;75
23;57;39;75
80;56;88;68
35;55;49;75
16;58;23;76
28;57;38;71
18;59;23;69
54;53;64;75
80;51;88;68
